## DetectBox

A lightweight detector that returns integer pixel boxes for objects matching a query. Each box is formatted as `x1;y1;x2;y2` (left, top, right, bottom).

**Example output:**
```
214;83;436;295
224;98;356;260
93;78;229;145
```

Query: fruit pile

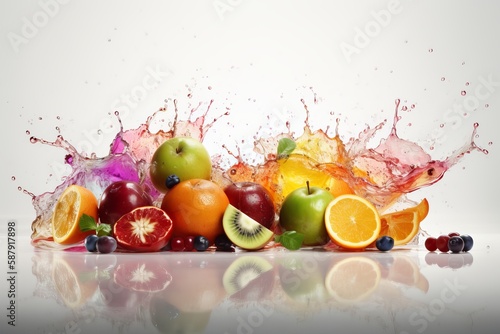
50;136;432;253
424;233;474;253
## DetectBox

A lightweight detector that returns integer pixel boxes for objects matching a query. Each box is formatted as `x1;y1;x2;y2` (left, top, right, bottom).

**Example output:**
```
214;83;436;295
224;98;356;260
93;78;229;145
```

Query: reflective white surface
1;233;499;334
1;1;500;333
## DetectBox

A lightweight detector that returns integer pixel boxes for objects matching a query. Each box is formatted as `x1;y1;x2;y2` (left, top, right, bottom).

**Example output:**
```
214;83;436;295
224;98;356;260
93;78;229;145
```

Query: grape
424;237;437;252
184;236;194;251
96;236;117;254
84;234;99;252
448;236;464;253
193;236;210;251
170;237;185;251
436;235;450;252
375;236;394;252
165;174;181;189
460;234;474;252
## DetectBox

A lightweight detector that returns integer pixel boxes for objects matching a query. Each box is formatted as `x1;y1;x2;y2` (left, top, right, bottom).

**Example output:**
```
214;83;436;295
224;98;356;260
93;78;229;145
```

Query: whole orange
161;179;229;245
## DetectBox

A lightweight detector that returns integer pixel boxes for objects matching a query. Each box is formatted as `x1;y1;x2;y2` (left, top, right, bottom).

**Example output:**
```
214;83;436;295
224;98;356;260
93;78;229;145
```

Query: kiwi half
222;205;274;250
222;255;274;300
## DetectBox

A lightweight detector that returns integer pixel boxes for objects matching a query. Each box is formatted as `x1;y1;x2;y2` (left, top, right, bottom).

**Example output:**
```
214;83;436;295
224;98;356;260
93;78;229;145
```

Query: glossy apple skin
150;137;212;193
98;181;153;226
279;186;334;246
224;182;276;229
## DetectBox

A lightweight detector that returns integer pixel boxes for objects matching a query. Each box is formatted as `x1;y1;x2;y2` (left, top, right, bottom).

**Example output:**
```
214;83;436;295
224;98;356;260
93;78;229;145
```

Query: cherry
170;237;185;251
436;235;450;252
184;236;195;251
424;237;438;252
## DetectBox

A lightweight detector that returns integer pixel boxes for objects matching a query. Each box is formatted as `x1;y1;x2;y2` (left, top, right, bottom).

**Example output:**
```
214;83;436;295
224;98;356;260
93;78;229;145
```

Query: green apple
279;181;334;246
150;137;212;193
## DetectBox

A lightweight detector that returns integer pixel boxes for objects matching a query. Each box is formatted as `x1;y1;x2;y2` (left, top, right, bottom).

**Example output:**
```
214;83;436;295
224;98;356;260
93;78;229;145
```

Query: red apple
98;181;153;226
224;182;276;229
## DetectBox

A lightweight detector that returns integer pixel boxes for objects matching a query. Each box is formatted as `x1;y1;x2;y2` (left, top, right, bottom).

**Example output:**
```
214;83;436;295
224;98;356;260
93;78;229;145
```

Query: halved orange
51;185;98;244
324;194;381;250
325;256;381;302
378;198;429;245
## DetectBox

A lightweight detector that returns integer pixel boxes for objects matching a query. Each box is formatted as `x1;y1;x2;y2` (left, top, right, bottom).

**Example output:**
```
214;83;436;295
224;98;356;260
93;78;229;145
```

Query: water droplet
465;82;470;86
38;117;43;120
461;91;466;96
485;103;489;108
428;48;434;53
30;137;37;143
65;154;73;164
55;126;60;132
114;111;120;116
401;106;408;111
488;141;493;146
462;61;466;65
473;122;479;128
56;116;61;120
411;104;415;109
441;77;446;81
208;86;212;90
17;186;22;191
440;124;445;128
187;93;192;98
11;176;16;181
26;130;30;135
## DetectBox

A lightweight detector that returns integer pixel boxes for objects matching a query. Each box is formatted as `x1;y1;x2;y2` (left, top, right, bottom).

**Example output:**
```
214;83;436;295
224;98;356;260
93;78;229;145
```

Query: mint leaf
96;223;112;237
79;214;111;236
277;138;296;159
275;231;304;250
79;214;97;232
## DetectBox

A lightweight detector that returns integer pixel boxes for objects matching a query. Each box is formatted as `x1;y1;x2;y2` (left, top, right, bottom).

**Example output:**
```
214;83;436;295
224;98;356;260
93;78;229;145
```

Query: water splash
25;94;487;248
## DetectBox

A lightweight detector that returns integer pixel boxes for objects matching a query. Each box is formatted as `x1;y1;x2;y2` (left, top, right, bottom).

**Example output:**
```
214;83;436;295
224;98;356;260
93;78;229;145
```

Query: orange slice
379;198;428;245
51;185;98;244
325;256;381;302
324;194;381;249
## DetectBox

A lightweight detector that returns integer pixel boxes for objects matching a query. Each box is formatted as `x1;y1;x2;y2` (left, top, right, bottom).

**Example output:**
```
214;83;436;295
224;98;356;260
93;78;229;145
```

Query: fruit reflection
148;256;228;334
325;256;381;303
51;253;99;308
424;251;474;269
278;253;330;305
149;297;212;334
222;255;275;302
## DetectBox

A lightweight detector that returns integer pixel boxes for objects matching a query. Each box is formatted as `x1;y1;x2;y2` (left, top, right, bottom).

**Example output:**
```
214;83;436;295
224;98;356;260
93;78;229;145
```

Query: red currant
448;232;460;237
424;237;437;252
170;237;185;251
184;236;195;251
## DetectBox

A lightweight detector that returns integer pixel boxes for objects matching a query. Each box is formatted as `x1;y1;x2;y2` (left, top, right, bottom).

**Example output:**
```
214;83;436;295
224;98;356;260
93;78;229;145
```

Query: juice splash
24;95;486;249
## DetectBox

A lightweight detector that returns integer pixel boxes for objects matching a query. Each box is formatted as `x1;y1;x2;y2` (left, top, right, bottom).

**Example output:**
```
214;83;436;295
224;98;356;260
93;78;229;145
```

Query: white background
1;0;499;237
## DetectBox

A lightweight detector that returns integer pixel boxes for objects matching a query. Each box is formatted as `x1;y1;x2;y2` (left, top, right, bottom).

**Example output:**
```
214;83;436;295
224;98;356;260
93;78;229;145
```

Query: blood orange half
113;206;173;252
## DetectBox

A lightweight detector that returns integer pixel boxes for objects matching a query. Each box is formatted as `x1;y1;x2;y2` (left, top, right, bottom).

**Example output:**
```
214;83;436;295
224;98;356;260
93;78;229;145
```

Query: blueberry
375;236;394;252
165;174;181;189
96;236;118;254
448;236;464;253
193;235;210;252
460;234;474;252
84;234;99;252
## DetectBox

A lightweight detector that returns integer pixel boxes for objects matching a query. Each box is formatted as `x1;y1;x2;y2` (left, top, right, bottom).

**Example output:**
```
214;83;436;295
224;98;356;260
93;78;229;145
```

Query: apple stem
306;180;311;195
